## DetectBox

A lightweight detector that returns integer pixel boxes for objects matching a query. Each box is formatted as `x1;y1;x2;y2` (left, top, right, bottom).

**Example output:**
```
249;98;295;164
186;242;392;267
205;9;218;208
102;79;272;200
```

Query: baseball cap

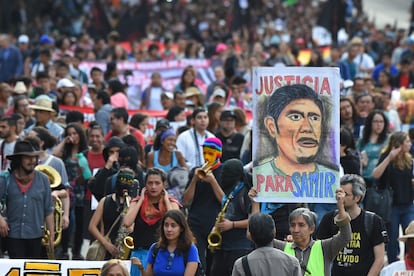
39;34;55;44
18;34;29;44
57;78;75;89
155;118;170;131
212;88;226;99
220;110;236;121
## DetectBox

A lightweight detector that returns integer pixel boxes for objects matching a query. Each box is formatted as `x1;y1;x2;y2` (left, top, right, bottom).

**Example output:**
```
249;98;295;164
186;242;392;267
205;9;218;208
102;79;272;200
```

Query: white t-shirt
148;87;164;110
1;140;16;170
380;261;414;276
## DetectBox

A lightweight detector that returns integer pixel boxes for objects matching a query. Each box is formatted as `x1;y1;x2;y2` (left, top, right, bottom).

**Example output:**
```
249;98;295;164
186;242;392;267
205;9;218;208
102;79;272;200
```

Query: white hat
161;91;174;99
18;34;29;44
13;81;27;94
212;88;226;98
57;78;75;89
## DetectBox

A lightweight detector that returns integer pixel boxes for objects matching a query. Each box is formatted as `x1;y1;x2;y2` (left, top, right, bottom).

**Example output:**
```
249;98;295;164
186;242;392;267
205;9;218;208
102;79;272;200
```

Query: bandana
160;129;176;142
116;170;137;197
133;194;181;226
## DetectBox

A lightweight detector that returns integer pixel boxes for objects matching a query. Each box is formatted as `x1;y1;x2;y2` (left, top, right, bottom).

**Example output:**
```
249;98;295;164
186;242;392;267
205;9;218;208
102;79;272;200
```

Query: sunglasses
166;252;175;270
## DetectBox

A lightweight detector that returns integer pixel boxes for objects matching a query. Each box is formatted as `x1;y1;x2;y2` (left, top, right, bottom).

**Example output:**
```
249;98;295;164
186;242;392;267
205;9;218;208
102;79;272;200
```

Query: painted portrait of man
253;83;339;202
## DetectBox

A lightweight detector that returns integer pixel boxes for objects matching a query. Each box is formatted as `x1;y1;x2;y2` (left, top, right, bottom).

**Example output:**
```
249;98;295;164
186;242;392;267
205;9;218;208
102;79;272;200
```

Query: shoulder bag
86;212;122;261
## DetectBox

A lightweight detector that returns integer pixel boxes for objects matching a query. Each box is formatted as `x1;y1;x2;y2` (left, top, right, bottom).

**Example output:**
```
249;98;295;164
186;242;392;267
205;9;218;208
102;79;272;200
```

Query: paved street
364;0;411;30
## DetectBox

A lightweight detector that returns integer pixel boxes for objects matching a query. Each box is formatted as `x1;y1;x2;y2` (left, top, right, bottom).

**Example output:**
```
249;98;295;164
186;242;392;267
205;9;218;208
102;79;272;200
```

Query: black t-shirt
221;185;252;250
132;202;161;249
102;195;124;259
316;210;385;276
215;132;244;162
103;195;124;245
377;153;413;205
187;166;222;237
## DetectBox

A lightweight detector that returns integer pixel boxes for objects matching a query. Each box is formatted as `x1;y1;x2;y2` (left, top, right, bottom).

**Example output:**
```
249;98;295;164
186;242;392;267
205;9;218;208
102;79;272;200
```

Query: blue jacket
0;45;23;82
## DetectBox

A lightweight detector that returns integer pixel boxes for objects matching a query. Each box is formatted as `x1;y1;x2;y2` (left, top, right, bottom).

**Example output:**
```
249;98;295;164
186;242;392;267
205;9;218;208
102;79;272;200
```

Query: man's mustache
297;137;319;145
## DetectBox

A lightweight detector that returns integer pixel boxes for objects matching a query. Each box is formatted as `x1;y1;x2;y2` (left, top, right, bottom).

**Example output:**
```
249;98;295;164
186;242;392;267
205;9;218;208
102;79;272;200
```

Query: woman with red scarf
124;168;180;276
380;220;414;275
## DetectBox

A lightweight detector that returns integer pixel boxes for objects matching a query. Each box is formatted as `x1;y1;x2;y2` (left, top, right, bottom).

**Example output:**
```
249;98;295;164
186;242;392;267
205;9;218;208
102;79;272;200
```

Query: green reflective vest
284;240;324;276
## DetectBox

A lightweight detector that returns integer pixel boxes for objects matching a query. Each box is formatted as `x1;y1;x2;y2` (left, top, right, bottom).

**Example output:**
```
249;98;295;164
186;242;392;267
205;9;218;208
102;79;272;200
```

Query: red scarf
135;194;181;226
405;253;414;270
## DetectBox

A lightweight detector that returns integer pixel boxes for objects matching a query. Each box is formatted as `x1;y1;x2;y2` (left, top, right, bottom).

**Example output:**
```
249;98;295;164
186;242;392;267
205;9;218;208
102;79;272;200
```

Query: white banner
0;259;131;275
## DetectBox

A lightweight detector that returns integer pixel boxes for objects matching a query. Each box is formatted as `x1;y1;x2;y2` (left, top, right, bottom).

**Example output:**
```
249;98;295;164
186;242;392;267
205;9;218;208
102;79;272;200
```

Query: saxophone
114;191;134;259
207;195;232;253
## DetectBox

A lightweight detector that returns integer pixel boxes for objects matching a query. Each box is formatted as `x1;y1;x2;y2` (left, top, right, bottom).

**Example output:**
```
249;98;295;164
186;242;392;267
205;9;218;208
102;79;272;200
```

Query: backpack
333;210;388;245
152;245;205;276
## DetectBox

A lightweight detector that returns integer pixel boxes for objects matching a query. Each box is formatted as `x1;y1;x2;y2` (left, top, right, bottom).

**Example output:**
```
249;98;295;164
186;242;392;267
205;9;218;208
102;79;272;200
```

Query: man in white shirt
342;37;375;78
140;72;166;110
176;108;215;169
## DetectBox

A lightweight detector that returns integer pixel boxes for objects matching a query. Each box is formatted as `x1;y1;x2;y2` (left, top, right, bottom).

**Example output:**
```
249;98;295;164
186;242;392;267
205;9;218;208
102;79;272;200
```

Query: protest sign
252;67;340;203
0;259;131;275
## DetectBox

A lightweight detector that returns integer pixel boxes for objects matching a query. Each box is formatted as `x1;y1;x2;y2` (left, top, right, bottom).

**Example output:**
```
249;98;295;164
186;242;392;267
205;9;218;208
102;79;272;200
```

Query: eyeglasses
166;252;175;270
344;192;354;197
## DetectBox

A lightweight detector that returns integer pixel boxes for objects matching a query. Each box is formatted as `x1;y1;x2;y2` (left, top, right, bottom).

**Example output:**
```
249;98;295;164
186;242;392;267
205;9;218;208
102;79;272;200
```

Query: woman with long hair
373;131;414;263
132;210;199;276
53;122;91;260
173;66;200;94
146;129;187;173
61;90;78;106
207;102;223;133
124;168;180;276
356;110;389;187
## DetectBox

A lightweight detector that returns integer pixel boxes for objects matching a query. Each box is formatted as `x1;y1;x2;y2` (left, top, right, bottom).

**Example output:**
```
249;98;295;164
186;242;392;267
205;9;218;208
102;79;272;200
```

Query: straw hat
185;87;201;98
29;95;56;113
399;221;414;242
349;36;363;46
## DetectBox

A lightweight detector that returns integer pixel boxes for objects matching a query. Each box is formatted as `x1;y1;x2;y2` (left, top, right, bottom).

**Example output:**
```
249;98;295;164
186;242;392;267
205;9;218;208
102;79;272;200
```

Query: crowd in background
1;0;414;275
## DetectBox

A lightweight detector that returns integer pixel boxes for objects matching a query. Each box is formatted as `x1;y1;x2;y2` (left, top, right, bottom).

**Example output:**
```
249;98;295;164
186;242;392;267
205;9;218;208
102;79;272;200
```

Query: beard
21;165;35;175
297;155;317;164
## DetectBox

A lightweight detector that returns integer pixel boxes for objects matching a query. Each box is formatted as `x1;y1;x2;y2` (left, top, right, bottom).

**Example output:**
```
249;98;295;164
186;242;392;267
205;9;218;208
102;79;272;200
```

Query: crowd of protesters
1;0;414;275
